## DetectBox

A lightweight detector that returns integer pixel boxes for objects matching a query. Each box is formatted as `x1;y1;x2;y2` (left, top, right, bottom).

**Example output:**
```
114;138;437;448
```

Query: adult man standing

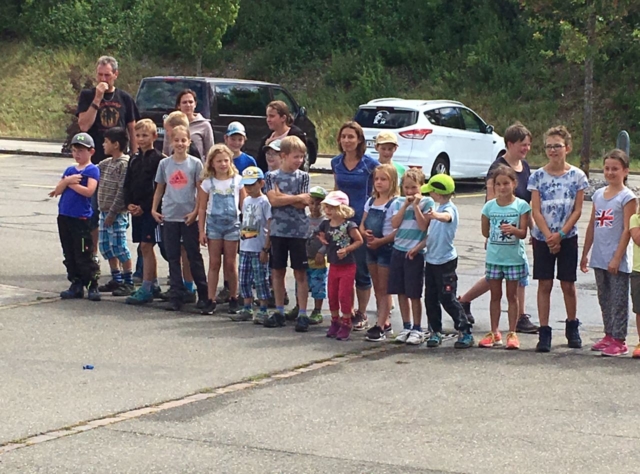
76;56;139;258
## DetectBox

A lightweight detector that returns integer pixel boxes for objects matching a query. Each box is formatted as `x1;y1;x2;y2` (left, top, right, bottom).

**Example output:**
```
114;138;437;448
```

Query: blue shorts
485;259;529;287
366;244;393;267
98;212;131;262
307;267;328;300
206;214;240;241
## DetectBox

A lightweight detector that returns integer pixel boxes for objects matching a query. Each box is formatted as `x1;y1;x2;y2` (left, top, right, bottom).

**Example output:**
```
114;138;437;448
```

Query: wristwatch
558;230;566;239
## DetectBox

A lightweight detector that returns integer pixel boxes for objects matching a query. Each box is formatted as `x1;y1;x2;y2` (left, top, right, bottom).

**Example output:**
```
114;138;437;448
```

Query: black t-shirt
487;156;532;203
318;220;358;265
76;88;140;164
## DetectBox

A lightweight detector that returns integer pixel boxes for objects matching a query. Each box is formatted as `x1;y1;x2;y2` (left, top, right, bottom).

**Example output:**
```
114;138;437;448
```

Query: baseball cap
423;173;455;195
263;139;281;152
375;131;398;146
240;166;264;185
70;133;95;149
310;186;328;199
226;121;246;137
322;190;350;207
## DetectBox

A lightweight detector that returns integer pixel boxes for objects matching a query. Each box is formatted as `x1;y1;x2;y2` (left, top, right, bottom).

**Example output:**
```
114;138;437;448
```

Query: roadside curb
0;149;70;158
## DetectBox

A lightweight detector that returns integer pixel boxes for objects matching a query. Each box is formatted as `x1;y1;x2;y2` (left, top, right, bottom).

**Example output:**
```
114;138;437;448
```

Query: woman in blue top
331;121;379;330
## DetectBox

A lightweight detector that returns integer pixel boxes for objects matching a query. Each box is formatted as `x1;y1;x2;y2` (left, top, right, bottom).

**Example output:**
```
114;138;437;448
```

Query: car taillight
399;129;433;140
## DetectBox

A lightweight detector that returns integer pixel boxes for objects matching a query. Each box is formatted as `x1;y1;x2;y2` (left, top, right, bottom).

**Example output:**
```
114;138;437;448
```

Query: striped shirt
97;155;129;219
393;197;435;253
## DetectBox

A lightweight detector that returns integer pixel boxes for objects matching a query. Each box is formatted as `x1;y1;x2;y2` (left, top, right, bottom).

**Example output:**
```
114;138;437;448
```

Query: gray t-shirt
264;169;310;238
155;155;203;222
240;195;272;253
589;187;636;273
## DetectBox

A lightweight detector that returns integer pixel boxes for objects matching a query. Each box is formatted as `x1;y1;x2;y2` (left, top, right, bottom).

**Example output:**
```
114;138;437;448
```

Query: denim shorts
206;214;240;241
366;243;393;267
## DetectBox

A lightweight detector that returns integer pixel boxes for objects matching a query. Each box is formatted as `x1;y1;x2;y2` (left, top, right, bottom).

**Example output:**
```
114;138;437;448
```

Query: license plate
366;140;375;148
157;127;165;137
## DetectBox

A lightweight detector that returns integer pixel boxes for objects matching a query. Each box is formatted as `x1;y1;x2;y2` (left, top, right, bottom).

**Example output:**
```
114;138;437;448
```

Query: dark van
135;76;318;169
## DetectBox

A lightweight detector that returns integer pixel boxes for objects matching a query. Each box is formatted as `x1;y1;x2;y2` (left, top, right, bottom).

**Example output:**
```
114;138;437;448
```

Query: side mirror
299;106;307;118
485;124;494;134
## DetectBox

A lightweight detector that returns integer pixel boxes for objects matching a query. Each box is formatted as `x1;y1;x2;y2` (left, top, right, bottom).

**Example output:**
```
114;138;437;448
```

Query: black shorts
270;236;308;270
132;212;162;244
387;248;425;299
532;235;578;282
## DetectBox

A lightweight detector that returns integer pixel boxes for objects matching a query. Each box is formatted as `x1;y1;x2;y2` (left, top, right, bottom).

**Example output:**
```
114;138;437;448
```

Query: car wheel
431;154;449;177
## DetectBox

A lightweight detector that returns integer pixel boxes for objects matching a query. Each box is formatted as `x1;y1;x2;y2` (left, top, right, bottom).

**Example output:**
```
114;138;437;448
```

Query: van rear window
354;108;418;129
136;80;207;113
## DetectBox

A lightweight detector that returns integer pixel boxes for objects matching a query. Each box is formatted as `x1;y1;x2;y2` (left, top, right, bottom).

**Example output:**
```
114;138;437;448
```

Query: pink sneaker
591;334;614;351
326;318;340;338
602;339;628;357
336;318;352;341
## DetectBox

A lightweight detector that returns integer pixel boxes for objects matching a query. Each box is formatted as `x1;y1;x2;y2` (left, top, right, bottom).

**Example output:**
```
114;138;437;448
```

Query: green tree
520;0;637;175
166;0;240;74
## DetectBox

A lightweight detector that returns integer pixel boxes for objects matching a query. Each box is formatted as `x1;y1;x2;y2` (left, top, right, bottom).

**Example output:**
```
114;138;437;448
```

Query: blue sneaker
426;332;443;348
125;287;154;305
454;332;474;349
295;315;310;333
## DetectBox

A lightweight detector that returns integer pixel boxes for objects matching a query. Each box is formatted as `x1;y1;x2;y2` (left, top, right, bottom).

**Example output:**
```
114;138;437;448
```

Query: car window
460;108;485;133
272;88;298;114
136;80;207;113
424;110;441;126
438;107;463;130
215;84;271;117
354;108;418;129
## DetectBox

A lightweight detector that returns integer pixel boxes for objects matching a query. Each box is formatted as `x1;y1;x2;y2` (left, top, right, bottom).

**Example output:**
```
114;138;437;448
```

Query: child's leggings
594;268;630;340
328;263;356;315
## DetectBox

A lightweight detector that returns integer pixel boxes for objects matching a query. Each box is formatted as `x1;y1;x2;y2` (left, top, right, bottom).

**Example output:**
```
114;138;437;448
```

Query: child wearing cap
263;140;283;174
422;173;474;349
50;133;101;301
318;191;364;340
375;131;406;184
302;186;329;324
235;166;272;323
198;144;246;316
224;121;258;174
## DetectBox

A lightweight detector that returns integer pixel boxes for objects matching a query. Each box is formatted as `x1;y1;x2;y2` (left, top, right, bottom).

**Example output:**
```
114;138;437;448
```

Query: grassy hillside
0;41;627;167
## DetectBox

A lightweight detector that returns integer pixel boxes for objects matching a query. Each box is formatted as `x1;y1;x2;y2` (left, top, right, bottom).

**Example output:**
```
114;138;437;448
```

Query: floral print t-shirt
527;165;588;241
318;220;358;265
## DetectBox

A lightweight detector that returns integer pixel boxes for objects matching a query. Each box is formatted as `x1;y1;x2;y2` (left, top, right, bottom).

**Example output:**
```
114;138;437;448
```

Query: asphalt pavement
0;150;639;473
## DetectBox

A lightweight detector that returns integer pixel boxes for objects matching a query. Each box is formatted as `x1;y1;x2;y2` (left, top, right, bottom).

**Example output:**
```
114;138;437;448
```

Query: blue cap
226;121;246;137
240;166;264;185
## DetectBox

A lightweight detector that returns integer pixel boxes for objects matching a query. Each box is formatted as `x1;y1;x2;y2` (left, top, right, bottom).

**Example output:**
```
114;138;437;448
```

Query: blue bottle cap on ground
83;365;94;370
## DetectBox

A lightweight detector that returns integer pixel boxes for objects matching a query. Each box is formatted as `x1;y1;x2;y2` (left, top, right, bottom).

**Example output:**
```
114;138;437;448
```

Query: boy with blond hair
375;131;405;183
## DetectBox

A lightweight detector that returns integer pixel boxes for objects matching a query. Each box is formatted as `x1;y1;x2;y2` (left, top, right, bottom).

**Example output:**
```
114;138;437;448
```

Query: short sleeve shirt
589;187;636;273
331;154;379;225
425;201;459;265
481;198;531;266
392;197;435;253
200;175;243;216
319;220;358;265
527;166;589;241
58;164;100;218
239;195;272;252
487;157;532;203
155;155;203;222
234;153;258;174
364;198;398;237
264;169;310;238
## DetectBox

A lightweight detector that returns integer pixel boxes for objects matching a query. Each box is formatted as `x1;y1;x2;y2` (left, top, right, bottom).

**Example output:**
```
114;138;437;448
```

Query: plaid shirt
98;155;129;220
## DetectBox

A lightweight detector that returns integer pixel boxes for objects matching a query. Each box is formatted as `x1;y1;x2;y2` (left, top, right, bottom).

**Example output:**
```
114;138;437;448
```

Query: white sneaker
394;328;411;343
406;329;426;345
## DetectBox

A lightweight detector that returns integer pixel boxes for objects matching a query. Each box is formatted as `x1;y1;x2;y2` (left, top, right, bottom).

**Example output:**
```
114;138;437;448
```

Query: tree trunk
580;10;596;177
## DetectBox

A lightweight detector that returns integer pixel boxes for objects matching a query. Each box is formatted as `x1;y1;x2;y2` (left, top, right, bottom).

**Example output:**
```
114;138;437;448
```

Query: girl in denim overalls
360;164;400;342
198;145;246;314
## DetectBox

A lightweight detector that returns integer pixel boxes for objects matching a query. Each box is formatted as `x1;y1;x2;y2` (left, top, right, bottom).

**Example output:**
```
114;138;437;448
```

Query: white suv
354;98;506;179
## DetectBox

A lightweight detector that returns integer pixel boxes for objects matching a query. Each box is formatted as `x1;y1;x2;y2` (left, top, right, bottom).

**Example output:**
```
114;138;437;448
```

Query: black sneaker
264;312;286;328
166;299;183;312
152;285;163;298
228;297;239;314
112;283;134;297
295;315;310;333
365;325;386;342
196;298;208;310
459;298;475;325
565;319;582;349
383;323;394;336
352;311;368;331
157;290;171;301
98;279;121;293
536;325;552;352
184;291;197;304
516;313;539;334
87;284;101;302
200;299;216;315
60;281;84;299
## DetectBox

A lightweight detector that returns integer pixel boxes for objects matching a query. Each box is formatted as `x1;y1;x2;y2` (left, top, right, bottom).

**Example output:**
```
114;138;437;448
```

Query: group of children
51;116;640;356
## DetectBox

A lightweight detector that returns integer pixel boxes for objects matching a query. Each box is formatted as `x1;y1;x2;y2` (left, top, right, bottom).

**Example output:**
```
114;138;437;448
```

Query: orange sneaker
506;332;520;350
632;343;640;359
479;332;503;348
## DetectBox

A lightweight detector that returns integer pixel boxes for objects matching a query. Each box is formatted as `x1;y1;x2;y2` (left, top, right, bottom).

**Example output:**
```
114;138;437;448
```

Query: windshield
354;107;418;129
136;79;207;113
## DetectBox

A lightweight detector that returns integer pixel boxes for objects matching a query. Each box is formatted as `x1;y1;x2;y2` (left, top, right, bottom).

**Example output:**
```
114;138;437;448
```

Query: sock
412;324;422;332
184;281;196;293
111;269;123;283
403;321;412;330
277;305;285;314
299;309;307;317
260;305;268;313
142;280;153;292
123;271;133;285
